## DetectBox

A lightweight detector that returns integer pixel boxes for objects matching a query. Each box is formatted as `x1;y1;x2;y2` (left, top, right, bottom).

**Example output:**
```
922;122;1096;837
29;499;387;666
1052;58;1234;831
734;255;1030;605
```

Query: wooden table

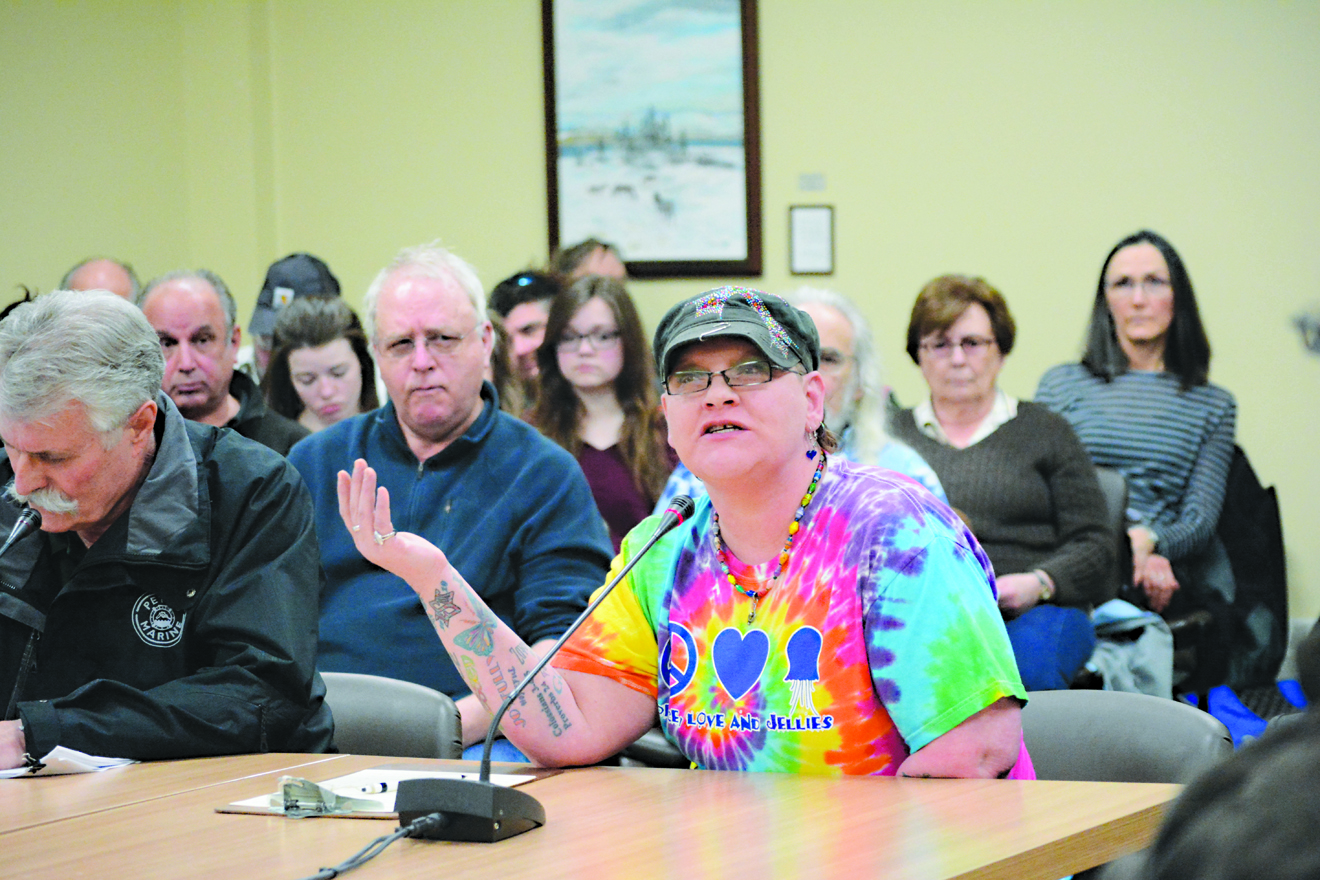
0;754;1178;879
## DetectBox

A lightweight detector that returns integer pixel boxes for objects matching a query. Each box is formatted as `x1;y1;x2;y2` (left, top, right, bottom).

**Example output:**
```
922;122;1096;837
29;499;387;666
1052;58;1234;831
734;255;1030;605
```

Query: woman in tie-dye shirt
338;287;1031;777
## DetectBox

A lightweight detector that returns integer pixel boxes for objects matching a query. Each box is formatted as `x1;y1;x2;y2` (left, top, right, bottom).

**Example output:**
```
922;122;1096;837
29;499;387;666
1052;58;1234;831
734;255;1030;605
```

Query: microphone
0;507;41;560
396;495;697;842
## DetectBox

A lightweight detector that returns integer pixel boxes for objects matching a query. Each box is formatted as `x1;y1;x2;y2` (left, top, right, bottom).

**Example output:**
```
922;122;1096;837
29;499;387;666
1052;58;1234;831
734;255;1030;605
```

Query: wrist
1032;569;1055;603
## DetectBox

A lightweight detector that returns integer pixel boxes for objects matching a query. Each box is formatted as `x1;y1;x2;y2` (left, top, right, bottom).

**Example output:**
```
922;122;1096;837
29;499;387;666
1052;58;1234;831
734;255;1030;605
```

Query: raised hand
337;458;446;590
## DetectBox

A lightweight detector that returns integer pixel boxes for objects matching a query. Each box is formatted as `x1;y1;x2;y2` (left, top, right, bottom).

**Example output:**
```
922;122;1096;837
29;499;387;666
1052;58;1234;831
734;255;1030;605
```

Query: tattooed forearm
461;656;492;712
529;678;572;737
426;581;462;629
484;656;526;728
455;616;496;656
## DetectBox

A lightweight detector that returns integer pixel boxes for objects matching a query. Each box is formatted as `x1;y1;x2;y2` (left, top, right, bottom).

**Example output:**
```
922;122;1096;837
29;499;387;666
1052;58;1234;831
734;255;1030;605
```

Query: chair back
321;671;463;759
1022;689;1232;783
1094;466;1130;589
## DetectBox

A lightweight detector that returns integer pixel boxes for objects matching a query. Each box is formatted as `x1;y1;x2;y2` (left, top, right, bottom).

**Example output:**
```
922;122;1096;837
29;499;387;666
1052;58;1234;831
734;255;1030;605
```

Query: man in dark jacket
138;269;309;455
0;290;331;770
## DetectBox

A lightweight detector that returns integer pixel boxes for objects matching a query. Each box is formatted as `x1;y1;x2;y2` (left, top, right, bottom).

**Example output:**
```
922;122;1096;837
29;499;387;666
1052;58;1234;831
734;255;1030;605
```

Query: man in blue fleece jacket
289;242;612;753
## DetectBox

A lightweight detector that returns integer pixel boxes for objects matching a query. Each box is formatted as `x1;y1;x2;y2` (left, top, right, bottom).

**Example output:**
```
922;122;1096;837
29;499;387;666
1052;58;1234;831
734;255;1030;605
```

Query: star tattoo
428;586;462;629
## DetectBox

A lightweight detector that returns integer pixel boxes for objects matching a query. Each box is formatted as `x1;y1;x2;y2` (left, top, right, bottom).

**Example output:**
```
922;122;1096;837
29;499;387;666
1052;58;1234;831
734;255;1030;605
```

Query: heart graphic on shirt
712;627;770;701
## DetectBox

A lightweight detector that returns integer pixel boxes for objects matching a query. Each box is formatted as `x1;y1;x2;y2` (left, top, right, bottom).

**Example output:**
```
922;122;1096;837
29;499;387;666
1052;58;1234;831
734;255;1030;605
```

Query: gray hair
362;241;485;343
61;257;143;300
784;286;890;461
0;290;164;437
138;269;237;334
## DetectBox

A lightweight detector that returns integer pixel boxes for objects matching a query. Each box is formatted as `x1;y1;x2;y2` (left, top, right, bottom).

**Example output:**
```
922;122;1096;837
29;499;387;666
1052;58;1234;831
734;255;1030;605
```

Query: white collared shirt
913;388;1018;447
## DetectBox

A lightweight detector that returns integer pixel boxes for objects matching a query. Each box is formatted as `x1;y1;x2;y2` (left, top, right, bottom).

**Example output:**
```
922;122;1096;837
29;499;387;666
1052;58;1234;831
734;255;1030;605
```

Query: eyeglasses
379;327;477;362
556;329;622;353
1106;276;1171;296
664;360;800;395
918;336;996;359
818;348;854;373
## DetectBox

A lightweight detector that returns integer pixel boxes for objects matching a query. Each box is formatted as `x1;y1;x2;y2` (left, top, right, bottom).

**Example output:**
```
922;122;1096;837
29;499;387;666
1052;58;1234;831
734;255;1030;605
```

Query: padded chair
321;671;463;759
1093;466;1130;590
1093;466;1210;689
1022;689;1232;783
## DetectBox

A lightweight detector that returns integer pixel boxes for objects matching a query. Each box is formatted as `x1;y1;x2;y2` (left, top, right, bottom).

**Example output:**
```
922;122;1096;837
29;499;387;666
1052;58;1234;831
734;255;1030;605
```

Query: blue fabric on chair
1203;682;1309;747
463;738;530;763
1005;605;1098;690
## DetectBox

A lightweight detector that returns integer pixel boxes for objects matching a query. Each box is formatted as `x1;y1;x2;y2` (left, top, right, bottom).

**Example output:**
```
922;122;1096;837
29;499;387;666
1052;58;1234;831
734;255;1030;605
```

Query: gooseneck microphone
0;507;41;560
396;495;697;843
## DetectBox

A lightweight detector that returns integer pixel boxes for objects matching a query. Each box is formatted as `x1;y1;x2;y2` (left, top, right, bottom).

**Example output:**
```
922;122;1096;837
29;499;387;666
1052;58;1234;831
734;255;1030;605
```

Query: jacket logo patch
132;594;185;648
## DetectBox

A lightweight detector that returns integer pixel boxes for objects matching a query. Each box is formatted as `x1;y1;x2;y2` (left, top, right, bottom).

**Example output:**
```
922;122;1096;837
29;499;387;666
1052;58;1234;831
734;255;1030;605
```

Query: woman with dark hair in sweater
891;275;1115;690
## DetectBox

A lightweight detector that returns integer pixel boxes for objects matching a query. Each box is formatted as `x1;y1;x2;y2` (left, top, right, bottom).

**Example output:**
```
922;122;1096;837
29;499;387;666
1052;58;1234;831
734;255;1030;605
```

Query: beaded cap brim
654;285;820;377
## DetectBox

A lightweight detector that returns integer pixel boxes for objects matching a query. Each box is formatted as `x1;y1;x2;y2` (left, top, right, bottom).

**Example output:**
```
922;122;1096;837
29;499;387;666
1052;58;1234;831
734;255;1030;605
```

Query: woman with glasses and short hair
336;286;1032;776
1037;231;1239;688
526;276;674;550
891;275;1115;692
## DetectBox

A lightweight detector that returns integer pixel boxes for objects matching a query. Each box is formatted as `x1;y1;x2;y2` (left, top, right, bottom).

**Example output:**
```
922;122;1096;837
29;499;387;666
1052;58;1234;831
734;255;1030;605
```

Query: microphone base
395;778;545;842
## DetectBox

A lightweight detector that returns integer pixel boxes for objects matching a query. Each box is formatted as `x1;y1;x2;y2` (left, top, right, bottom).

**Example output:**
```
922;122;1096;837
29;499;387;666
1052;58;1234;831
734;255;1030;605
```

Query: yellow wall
3;1;1318;615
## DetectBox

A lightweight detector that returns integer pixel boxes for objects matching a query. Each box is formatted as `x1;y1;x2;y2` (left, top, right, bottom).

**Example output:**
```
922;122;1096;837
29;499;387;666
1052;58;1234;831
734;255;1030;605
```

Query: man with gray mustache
0;290;332;771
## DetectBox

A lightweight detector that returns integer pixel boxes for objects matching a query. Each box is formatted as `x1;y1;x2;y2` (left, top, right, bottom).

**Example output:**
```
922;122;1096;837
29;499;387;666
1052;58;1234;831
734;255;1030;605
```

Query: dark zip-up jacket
0;394;332;759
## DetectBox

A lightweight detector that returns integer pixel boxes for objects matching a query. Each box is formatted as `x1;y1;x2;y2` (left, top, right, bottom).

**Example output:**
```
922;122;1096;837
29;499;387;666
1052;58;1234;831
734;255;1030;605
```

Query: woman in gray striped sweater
1037;231;1236;672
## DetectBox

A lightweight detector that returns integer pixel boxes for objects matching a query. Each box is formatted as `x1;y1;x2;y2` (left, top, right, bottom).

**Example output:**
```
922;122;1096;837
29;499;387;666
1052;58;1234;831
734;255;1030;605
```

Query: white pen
358;782;393;794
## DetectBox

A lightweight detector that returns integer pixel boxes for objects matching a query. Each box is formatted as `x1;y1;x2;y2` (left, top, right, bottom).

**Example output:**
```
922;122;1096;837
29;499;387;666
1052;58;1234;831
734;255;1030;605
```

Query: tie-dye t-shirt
554;458;1028;775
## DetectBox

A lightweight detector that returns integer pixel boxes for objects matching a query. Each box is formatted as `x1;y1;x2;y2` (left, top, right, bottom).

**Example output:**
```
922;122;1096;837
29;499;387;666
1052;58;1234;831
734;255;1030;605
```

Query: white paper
0;745;136;778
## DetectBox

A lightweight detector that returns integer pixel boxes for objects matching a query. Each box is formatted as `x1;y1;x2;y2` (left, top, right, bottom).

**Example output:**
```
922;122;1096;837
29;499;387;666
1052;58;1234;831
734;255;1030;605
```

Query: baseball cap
249;253;341;336
653;286;820;377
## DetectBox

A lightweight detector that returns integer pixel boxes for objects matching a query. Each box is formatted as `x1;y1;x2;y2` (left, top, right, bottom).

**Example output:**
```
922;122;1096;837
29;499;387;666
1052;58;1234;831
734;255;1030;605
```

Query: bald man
61;258;140;300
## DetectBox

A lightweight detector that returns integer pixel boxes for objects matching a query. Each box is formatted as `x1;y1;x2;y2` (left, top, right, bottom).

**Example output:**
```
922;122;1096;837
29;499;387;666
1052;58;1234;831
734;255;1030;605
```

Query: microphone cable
291;812;448;880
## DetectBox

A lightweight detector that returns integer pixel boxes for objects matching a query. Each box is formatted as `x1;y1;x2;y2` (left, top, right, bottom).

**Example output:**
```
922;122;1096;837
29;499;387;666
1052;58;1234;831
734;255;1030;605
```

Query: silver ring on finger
373;530;395;546
352;524;362;532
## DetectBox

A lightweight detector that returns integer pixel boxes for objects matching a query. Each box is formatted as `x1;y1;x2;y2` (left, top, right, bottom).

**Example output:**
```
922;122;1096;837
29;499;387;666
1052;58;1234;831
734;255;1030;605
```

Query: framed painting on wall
542;0;761;278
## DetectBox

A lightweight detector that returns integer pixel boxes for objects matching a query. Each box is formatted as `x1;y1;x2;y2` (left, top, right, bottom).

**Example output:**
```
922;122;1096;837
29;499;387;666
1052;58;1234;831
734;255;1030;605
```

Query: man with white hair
288;242;611;757
785;287;943;496
0;290;331;771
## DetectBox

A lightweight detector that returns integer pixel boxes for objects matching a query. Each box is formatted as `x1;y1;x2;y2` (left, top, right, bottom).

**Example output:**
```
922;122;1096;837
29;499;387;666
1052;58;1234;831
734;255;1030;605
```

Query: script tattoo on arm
511;642;530;665
527;678;572;737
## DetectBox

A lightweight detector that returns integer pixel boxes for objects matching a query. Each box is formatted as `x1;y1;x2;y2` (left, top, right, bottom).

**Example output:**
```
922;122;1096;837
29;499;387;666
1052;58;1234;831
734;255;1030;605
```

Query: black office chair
321;671;463;759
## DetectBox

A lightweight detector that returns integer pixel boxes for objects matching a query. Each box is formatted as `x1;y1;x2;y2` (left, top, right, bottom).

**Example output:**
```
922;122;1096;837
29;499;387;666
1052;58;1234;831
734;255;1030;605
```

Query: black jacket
0;395;332;759
227;369;309;456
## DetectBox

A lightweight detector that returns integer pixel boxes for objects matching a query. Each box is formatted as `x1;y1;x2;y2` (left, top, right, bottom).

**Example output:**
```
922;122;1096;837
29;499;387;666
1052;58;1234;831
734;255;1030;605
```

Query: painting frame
789;205;834;275
542;0;762;278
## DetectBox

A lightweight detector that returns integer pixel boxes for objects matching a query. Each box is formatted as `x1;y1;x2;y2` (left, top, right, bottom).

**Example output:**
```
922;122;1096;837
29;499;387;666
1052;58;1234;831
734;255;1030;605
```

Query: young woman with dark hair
527;276;673;549
263;296;379;433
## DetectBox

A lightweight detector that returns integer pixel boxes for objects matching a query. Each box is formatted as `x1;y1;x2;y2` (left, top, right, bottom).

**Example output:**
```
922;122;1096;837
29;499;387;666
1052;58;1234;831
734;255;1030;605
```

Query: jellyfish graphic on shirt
784;627;823;716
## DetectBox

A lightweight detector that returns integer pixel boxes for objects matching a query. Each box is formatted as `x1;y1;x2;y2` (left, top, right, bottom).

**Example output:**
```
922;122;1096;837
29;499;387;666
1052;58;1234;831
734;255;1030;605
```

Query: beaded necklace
712;453;827;624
